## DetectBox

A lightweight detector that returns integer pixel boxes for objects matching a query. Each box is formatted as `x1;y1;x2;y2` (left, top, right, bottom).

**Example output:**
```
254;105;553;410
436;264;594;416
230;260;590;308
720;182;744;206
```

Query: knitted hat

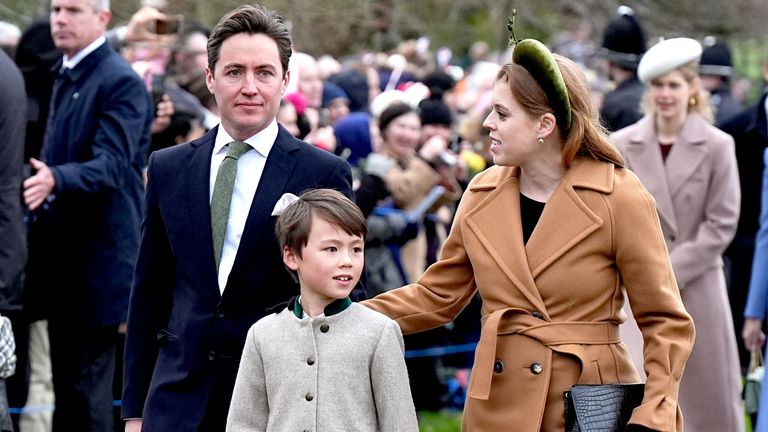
422;70;456;100
321;81;349;108
599;6;647;70
333;112;373;166
699;37;733;77
284;91;308;116
638;38;702;84
328;69;369;113
418;99;452;127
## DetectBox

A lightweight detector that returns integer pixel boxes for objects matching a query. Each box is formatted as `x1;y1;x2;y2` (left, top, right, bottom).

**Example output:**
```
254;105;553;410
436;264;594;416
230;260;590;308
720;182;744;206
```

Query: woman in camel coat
364;41;694;431
612;38;743;432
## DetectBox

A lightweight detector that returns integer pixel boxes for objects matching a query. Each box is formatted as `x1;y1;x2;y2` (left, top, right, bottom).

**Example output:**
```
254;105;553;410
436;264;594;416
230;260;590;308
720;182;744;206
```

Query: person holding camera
355;102;461;294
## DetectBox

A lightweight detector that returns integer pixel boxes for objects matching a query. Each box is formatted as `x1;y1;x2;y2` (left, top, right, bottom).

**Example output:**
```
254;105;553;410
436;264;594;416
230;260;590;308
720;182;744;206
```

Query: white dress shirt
210;121;278;293
62;36;106;69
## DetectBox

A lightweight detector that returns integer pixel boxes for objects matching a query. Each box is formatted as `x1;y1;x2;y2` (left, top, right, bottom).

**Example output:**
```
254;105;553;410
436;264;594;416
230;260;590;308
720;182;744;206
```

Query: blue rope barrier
8;343;478;413
404;342;477;358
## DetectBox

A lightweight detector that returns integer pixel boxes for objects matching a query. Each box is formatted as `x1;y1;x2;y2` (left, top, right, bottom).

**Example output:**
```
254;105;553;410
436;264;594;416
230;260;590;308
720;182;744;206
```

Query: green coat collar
291;296;352;318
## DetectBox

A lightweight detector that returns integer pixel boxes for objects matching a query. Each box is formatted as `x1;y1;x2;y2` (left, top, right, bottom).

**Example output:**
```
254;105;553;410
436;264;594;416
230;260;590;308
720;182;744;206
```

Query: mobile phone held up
152;15;183;35
151;74;166;108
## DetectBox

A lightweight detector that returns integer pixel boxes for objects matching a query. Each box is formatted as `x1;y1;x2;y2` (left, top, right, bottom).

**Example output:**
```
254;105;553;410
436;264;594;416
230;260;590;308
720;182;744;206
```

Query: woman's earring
689;96;697;107
537;136;544;144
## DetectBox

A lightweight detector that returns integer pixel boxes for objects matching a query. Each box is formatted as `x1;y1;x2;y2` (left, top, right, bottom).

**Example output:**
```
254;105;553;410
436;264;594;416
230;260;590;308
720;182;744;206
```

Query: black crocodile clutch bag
564;383;644;432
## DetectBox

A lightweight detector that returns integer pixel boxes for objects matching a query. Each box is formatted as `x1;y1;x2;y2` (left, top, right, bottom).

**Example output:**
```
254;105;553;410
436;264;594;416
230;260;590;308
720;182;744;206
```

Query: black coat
720;92;768;246
0;50;27;311
600;77;645;133
712;87;743;126
32;42;153;326
720;93;768;368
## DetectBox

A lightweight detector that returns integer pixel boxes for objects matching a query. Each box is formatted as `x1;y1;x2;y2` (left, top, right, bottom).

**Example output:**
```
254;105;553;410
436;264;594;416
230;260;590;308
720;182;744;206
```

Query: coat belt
469;307;621;400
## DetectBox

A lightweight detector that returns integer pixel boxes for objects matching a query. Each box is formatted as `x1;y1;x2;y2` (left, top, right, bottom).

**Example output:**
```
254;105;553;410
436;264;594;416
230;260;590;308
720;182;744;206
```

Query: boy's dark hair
275;188;367;262
207;4;292;76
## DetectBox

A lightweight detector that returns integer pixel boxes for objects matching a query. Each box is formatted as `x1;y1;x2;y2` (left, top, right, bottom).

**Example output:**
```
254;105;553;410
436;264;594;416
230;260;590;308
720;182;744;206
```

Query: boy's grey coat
226;303;418;432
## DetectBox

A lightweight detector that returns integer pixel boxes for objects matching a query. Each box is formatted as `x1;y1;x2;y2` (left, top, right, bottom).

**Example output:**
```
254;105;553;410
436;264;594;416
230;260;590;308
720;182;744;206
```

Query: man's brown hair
207;4;292;76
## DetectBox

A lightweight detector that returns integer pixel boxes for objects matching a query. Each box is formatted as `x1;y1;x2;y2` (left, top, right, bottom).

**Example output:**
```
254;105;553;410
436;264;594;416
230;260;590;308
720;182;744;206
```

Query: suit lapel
525;159;606;278
622;117;678;235
186;128;221;304
664;114;709;196
465;169;546;313
229;128;300;279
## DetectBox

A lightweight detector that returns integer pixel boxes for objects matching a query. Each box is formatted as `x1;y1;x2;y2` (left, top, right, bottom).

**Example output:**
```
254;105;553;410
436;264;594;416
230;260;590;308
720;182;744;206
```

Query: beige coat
365;157;694;431
612;113;743;432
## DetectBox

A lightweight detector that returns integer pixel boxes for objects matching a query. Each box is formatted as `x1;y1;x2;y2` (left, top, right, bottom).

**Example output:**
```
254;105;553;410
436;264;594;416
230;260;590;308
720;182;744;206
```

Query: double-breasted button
531;311;544;319
320;324;330;333
530;362;543;375
307;357;316;365
305;392;314;401
493;360;504;373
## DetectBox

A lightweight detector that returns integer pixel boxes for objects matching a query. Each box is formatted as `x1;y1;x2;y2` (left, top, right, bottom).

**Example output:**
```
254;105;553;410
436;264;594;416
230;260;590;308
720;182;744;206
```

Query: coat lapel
622;116;678;235
229;128;300;279
525;159;607;278
465;168;546;313
664;113;709;196
186;127;221;304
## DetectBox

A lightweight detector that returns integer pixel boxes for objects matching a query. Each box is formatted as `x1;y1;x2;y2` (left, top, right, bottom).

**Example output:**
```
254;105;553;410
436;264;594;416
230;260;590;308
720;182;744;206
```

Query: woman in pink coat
364;35;694;431
611;38;743;432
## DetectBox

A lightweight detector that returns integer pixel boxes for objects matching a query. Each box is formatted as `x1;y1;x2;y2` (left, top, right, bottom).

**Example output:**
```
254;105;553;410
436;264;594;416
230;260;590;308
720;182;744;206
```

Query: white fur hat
637;37;702;84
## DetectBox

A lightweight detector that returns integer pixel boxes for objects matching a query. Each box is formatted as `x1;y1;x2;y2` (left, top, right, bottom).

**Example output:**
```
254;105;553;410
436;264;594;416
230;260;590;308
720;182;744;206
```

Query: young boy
226;189;418;432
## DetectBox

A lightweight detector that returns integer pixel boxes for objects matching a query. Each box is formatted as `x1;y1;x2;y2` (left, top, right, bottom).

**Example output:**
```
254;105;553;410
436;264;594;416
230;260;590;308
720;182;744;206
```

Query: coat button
531;311;544;319
305;392;314;401
307;357;316;365
530;362;543;374
208;351;216;361
493;360;504;373
320;324;329;333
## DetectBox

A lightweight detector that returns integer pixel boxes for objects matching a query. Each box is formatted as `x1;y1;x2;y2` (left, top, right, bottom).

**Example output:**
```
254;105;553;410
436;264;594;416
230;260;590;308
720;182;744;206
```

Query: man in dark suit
21;0;153;430
122;5;355;432
721;60;768;373
0;47;26;432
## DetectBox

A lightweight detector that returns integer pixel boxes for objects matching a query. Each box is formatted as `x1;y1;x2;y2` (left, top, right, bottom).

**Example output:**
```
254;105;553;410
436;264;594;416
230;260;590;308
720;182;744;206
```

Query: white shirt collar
213;120;278;158
62;36;106;70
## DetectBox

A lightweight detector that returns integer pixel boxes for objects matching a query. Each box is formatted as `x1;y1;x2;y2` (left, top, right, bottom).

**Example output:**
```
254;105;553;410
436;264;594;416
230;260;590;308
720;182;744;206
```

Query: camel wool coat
612;113;743;432
365;156;694;431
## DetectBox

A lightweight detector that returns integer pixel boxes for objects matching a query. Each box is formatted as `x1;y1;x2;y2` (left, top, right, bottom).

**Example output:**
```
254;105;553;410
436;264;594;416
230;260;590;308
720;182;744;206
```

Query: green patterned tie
211;140;253;270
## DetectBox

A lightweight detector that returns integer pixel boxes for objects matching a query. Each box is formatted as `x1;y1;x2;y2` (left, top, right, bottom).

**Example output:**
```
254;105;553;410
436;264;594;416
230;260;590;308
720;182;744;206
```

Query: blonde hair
641;60;714;123
496;54;625;169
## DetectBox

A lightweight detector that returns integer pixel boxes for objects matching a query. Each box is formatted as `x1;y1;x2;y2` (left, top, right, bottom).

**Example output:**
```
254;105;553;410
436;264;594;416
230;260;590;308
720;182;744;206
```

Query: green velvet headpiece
507;11;572;130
